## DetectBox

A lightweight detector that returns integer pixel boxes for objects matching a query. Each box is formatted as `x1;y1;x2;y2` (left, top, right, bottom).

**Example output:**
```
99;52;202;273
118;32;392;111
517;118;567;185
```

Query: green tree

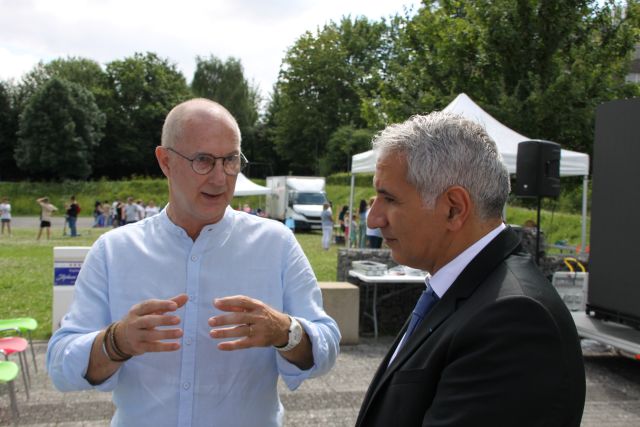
0;81;21;180
15;78;105;180
271;16;390;174
98;52;191;178
191;55;260;169
320;126;375;175
376;0;640;156
16;57;110;113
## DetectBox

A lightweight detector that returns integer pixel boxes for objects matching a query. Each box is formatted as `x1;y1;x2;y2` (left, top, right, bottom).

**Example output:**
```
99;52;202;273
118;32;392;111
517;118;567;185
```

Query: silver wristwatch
274;315;303;352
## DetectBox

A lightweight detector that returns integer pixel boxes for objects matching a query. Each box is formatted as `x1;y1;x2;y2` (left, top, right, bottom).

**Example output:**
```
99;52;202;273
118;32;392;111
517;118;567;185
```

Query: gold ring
248;324;253;337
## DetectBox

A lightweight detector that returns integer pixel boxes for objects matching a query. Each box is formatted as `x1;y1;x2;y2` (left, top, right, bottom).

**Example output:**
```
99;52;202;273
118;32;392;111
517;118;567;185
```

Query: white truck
266;176;328;231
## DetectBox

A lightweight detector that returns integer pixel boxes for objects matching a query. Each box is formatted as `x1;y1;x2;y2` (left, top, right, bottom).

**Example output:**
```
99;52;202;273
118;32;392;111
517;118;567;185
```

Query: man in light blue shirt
47;98;341;426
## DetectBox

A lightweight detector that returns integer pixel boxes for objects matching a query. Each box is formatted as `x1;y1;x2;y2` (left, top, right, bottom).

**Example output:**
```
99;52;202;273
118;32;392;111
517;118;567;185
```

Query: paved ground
1;339;639;426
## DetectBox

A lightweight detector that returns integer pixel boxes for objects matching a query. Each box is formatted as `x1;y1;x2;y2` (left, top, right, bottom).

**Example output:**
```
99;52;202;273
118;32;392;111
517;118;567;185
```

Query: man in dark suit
356;112;585;426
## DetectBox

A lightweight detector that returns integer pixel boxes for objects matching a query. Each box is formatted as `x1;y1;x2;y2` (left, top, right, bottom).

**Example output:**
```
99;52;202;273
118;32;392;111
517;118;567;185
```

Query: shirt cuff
69;330;120;391
276;317;328;391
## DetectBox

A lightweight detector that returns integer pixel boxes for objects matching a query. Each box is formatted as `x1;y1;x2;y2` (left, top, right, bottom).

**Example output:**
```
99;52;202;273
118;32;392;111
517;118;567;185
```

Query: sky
0;0;418;100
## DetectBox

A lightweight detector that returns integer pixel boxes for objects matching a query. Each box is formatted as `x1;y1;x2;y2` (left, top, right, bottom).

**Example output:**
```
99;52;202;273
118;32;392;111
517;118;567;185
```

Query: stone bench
319;282;360;345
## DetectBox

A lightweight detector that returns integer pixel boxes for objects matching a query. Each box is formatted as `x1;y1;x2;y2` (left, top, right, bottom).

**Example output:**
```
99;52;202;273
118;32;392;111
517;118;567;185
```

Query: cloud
0;0;416;97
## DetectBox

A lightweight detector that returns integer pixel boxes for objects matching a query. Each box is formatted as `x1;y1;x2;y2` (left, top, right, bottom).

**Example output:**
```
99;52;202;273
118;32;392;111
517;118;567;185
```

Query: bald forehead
162;99;241;148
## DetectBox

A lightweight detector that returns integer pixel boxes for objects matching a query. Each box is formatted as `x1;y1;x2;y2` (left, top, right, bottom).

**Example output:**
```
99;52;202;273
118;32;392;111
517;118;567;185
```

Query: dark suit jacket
356;227;585;427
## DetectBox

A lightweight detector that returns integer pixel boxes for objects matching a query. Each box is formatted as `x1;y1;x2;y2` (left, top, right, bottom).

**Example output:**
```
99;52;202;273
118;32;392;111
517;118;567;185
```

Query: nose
366;197;386;229
208;159;227;185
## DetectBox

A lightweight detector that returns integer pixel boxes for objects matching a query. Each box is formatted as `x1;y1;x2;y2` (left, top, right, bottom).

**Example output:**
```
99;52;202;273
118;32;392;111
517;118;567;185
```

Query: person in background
349;213;359;248
144;200;160;218
123;197;138;224
47;98;340;426
101;201;111;227
358;199;368;248
93;201;103;228
36;197;58;240
365;197;383;248
356;111;585;426
320;202;334;251
65;195;80;237
0;197;11;236
338;205;349;237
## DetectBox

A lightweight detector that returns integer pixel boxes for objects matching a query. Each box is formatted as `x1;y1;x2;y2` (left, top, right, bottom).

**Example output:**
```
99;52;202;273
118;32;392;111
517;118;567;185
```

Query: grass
0;203;586;340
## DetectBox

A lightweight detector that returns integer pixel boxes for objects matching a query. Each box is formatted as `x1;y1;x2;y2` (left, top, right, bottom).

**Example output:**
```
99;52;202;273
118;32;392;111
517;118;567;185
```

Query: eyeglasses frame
163;146;248;176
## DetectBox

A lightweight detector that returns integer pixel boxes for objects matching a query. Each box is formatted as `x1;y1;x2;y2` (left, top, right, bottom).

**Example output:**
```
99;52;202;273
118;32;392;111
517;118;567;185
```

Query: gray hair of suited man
371;111;510;220
161;98;242;148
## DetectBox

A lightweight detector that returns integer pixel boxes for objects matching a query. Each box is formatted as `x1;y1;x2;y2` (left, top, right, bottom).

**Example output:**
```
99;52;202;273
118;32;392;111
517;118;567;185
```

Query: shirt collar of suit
429;222;506;299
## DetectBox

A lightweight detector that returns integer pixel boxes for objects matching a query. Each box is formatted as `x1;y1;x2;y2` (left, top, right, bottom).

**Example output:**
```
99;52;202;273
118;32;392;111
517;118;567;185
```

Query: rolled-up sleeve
46;237;120;392
276;233;341;390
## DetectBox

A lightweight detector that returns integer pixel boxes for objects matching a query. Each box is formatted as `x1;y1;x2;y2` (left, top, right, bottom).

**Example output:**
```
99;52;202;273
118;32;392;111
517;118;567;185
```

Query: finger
209;324;251;340
170;293;189;309
131;314;181;330
133;298;181;316
209;311;257;327
137;327;183;342
217;338;254;351
214;295;258;312
139;341;182;353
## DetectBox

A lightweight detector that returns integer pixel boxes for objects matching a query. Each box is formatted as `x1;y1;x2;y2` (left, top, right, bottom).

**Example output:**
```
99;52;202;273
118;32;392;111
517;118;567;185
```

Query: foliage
0;81;20;180
98;52;192;178
15;78;105;180
321;126;375;175
371;0;640;157
191;55;260;157
271;16;390;174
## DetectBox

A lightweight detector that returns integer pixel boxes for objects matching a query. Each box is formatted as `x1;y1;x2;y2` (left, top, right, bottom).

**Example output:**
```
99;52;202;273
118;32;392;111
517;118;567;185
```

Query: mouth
201;191;225;201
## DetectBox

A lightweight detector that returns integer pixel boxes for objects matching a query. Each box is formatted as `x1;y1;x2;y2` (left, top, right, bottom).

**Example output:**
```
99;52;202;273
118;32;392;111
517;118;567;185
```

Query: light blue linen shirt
47;207;341;427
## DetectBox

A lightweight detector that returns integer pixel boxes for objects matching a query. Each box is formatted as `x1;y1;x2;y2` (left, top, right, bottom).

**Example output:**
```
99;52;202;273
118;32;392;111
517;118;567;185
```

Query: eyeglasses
164;147;248;176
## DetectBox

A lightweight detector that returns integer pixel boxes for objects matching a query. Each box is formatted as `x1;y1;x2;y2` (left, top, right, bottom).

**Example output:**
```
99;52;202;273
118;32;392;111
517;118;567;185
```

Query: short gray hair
372;111;510;220
161;98;241;148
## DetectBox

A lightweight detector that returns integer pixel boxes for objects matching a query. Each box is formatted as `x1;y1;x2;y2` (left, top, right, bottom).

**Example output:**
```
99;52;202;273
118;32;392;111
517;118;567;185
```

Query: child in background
349;213;359;248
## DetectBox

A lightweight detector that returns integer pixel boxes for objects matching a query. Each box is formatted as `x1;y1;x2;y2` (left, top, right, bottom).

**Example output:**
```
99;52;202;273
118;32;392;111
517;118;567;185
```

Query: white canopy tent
233;173;271;196
349;93;591;250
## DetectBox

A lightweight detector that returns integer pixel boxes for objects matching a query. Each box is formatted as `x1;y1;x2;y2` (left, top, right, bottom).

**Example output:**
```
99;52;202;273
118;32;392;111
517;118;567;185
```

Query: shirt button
189;294;196;302
183;382;190;390
185;337;192;345
191;255;198;262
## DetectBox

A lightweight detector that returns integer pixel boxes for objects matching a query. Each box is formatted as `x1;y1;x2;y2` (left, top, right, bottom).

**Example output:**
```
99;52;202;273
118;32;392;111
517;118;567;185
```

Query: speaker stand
535;196;542;266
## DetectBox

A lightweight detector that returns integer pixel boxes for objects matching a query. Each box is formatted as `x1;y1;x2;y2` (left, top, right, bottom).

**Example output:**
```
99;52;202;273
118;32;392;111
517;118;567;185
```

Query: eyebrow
375;187;396;198
194;150;240;157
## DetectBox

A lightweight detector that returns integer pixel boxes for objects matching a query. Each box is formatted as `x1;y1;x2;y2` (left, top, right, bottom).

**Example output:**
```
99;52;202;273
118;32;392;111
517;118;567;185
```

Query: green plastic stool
0;318;38;372
0;360;19;419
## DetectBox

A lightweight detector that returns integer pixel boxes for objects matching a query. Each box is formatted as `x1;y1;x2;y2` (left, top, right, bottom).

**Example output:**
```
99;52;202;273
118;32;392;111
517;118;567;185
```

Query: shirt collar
160;205;236;241
429;223;506;298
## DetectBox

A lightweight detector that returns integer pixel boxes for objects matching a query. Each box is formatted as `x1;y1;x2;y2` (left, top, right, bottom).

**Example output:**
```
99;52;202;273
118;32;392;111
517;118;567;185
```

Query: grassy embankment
0;178;588;339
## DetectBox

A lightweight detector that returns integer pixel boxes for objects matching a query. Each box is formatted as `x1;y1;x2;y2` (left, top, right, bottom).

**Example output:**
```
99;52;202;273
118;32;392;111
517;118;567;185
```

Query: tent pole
348;173;355;250
581;175;588;254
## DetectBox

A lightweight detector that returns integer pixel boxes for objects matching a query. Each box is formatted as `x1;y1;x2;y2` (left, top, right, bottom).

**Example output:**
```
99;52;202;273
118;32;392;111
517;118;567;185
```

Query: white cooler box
52;247;90;333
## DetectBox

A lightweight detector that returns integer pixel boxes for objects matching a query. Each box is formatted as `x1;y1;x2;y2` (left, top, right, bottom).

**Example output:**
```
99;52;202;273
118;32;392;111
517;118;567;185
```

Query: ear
155;146;170;178
441;186;472;231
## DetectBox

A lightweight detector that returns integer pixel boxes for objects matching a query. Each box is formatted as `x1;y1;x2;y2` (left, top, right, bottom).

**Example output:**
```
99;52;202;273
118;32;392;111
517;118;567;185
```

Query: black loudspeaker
514;140;561;197
588;98;640;326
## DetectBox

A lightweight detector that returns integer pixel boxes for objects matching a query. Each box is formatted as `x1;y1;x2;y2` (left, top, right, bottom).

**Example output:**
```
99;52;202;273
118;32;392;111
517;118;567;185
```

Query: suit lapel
358;227;522;421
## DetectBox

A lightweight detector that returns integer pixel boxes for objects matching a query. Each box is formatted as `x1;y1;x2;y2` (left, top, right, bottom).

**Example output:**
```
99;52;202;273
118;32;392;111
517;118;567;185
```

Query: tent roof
352;93;590;176
233;173;271;196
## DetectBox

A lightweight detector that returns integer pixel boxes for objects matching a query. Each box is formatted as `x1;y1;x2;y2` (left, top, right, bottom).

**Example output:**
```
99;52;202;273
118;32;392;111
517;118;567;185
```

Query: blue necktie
404;285;439;340
388;284;440;365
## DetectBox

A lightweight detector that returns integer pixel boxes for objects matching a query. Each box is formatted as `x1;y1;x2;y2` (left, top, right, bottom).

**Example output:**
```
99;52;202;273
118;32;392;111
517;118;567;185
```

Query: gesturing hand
115;294;188;356
208;295;290;351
